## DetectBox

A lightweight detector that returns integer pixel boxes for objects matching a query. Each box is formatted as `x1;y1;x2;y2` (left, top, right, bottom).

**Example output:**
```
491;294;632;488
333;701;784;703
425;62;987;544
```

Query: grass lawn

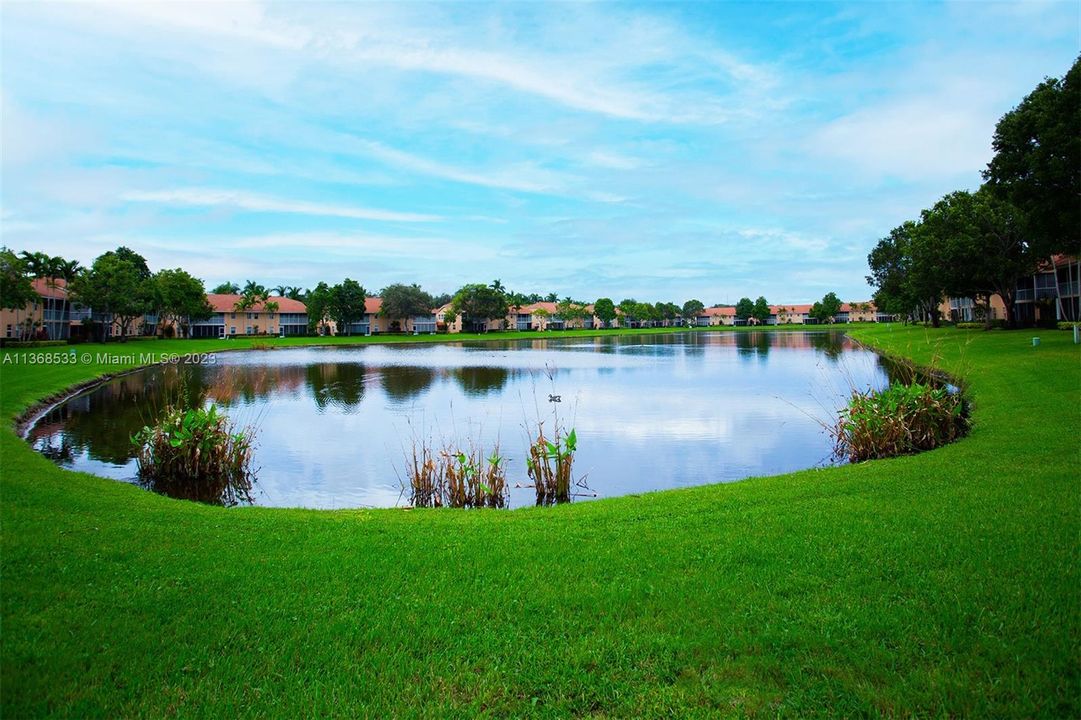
1;325;1077;717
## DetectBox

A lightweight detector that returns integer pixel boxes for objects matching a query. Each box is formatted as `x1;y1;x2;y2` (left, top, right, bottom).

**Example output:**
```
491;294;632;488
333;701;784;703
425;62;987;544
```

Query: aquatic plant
404;441;507;509
832;382;968;462
526;425;577;505
131;404;256;505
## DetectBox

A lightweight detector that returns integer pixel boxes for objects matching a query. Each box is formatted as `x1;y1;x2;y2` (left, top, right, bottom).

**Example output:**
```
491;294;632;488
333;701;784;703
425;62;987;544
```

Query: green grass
1;325;1077;717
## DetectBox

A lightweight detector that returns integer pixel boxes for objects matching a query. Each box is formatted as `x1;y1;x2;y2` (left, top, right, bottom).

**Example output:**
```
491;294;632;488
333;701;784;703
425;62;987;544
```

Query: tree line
867;56;1078;328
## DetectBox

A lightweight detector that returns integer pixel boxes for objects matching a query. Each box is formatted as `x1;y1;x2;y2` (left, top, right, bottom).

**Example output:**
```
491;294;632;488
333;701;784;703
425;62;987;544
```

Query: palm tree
273;284;289;297
56;258;81;282
242;280;266;296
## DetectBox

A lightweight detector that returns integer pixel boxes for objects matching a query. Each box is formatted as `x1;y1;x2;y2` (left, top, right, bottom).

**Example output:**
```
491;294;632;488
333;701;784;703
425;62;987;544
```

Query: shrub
1058;321;1080;331
955;322;985;330
131;404;256;505
832;382;968;463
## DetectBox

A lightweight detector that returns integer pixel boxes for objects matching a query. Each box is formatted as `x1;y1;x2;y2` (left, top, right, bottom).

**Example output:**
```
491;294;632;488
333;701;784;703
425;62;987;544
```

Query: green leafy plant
527;425;577;505
832;382;969;462
131;404;256;505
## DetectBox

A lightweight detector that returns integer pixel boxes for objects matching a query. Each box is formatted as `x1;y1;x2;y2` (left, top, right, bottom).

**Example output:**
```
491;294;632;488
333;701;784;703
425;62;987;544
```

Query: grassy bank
1;326;1077;717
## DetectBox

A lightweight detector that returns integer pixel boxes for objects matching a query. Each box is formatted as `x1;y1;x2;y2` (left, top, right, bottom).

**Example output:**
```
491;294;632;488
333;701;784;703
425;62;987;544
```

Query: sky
1;1;1078;305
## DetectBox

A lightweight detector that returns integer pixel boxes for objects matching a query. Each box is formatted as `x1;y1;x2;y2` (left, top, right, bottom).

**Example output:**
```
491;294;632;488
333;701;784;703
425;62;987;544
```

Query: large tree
867;220;946;327
329;279;367;335
984;56;1079;259
920;188;1033;327
304;282;333;334
593;297;616;327
734;297;754;322
682;299;705;323
380;283;434;320
984;56;1079;320
155;269;213;338
810;292;842;323
71;249;154;340
867;222;920;320
752;296;771;325
450;283;508;332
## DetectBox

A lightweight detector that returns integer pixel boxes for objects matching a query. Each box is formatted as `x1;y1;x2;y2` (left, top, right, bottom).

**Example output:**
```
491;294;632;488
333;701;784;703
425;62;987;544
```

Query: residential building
940;256;1079;324
1;277;71;340
189;294;308;338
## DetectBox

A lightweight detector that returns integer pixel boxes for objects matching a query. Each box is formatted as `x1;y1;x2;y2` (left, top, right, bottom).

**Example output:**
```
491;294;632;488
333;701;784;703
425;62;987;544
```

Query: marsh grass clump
404;441;507;509
131;404;256;505
527;425;577;505
832;382;969;462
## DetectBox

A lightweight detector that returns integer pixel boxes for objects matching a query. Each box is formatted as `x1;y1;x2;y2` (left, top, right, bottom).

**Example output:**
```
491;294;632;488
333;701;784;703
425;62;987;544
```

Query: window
246;326;252;334
5;325;10;338
230;326;236;334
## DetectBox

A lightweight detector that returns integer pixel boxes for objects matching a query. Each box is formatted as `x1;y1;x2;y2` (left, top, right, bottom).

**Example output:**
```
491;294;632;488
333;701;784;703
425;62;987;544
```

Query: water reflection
27;331;900;509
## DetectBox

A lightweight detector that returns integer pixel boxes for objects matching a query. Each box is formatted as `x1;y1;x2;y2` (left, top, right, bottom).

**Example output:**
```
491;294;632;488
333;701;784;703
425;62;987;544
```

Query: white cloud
350;140;570;194
121;189;441;222
808;96;994;181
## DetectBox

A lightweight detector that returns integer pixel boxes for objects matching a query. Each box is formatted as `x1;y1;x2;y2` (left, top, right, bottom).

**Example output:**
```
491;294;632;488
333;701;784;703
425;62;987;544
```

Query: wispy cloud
121;189;441;222
350;139;570;194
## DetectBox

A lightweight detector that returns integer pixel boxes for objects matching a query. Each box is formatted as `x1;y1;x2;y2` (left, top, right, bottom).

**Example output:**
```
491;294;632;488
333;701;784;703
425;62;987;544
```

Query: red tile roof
207;294;307;313
30;277;69;300
704;306;736;316
365;297;383;315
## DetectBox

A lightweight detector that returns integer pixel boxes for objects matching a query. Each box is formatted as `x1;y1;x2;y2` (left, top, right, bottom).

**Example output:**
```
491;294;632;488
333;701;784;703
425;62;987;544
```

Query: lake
26;331;899;508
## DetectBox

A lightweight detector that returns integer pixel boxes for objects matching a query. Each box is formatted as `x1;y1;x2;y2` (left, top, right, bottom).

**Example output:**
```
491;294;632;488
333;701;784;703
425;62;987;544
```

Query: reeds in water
526;424;577;505
131;404;256;505
404;441;507;509
832;381;969;462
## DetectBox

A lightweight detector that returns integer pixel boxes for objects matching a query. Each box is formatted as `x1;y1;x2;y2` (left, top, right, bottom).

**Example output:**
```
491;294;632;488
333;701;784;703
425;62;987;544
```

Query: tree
867;222;920;320
984;56;1079;257
71;250;154;340
752;296;771;325
545;292;558;303
920;188;1034;327
682;299;705;324
155;269;212;338
304;282;332;334
734;297;753;322
212;281;240;294
811;292;842;323
617;298;639;326
593;297;616;327
867;220;947;326
1;247;35;312
655;302;679;326
381;283;434;321
984;56;1079;320
450;283;508;332
554;299;589;329
329;279;367;335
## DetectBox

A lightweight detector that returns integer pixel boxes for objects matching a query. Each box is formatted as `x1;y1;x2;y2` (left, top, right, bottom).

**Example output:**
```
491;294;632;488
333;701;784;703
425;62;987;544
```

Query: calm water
27;332;899;508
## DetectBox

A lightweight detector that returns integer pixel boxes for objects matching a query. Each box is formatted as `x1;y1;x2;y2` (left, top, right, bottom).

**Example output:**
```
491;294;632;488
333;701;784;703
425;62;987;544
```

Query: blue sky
1;1;1077;304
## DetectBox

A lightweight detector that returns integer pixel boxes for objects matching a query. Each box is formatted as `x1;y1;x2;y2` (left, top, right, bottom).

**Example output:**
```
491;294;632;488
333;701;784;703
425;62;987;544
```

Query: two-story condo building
188;294;308;338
